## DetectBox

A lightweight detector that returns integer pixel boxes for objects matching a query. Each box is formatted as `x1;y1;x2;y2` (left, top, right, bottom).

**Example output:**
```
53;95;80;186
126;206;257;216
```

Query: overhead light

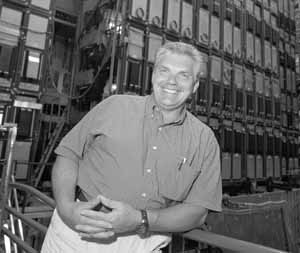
28;55;40;63
14;100;43;110
111;83;117;92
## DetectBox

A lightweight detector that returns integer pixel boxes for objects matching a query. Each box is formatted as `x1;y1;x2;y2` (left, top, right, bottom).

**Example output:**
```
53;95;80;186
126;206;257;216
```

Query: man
41;42;222;253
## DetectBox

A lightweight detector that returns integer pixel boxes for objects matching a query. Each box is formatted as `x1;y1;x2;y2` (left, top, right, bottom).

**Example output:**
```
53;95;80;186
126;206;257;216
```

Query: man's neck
160;106;185;124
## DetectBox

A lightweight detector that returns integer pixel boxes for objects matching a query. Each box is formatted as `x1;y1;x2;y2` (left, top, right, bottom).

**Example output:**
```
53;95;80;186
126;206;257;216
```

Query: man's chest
87;115;201;204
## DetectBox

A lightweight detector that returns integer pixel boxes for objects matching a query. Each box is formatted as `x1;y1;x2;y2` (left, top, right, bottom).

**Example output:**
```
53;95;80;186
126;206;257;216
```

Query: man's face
152;53;199;111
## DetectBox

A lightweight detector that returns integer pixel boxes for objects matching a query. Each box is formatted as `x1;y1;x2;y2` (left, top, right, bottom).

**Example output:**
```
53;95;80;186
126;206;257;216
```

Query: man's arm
52;156;113;235
148;203;208;232
78;195;208;237
51;155;78;225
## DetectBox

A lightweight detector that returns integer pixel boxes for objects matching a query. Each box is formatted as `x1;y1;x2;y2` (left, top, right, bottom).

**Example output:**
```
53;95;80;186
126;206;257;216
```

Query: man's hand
58;196;114;238
77;195;140;238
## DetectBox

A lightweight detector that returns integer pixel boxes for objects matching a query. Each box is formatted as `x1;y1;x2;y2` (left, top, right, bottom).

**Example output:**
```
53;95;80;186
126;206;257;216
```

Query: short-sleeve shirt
55;95;222;212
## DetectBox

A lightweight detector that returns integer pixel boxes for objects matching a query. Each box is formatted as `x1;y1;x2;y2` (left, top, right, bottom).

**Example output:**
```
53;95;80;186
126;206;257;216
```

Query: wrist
136;209;149;238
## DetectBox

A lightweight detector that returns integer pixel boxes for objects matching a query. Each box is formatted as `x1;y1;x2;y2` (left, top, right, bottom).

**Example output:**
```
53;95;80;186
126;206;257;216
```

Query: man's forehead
156;53;195;70
156;53;193;65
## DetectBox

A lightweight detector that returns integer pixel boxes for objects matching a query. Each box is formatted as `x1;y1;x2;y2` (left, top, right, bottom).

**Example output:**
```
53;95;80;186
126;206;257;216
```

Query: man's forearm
147;203;208;233
52;155;79;214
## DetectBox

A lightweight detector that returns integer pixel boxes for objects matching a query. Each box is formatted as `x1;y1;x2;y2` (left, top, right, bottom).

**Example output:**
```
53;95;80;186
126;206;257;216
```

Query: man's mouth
161;87;178;94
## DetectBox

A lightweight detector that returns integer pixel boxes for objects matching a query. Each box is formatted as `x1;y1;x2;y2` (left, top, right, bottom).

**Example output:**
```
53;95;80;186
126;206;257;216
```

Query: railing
181;229;287;253
0;124;54;253
1;182;287;253
0;160;292;252
0;182;55;253
0;125;290;253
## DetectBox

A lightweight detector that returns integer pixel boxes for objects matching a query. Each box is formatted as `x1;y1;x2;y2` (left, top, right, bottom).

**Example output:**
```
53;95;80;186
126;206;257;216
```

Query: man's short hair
154;42;202;80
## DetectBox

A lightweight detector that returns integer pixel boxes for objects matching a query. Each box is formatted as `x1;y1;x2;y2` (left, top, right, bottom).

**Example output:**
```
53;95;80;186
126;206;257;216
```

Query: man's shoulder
187;112;210;130
103;94;146;104
99;94;146;109
186;112;215;138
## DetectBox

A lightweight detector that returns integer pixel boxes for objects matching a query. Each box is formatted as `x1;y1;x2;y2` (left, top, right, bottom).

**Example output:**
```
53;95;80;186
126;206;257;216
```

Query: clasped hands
68;195;140;239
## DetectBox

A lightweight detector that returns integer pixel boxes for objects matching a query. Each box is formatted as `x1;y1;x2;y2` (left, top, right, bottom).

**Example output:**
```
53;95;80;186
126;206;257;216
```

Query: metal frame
182;228;287;253
0;123;55;252
0;123;17;225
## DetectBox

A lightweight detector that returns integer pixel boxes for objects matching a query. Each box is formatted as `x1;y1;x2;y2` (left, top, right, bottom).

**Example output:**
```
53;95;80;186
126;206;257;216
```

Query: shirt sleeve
184;130;222;212
55;95;120;161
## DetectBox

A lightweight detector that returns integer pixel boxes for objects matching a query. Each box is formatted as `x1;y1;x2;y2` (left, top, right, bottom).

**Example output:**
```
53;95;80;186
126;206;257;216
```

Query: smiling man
152;44;199;121
41;42;222;253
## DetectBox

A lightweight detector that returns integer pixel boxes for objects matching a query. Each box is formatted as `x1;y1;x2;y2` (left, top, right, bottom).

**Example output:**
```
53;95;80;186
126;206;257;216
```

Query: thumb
98;194;120;209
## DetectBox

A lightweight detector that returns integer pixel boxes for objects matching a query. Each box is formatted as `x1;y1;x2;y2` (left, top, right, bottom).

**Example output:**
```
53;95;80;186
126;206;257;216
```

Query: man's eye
159;69;169;74
178;73;191;79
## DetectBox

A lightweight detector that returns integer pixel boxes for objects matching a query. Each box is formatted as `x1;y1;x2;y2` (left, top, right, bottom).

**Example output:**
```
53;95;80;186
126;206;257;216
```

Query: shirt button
146;169;151;173
141;193;147;198
152;146;157;150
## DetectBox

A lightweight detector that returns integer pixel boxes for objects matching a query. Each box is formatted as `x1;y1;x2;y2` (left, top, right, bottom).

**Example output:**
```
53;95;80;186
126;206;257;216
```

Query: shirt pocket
157;155;199;202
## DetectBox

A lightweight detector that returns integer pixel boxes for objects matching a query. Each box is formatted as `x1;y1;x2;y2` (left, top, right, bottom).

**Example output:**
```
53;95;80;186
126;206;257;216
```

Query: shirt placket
142;111;164;204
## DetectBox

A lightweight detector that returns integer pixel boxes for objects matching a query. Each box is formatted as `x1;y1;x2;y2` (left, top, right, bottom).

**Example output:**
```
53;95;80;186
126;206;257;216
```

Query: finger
97;194;120;209
80;230;115;239
83;195;102;209
77;215;113;229
75;224;112;234
80;209;112;219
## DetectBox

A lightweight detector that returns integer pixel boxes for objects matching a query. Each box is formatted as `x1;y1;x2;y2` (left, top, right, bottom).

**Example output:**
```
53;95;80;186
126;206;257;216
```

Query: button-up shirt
55;95;222;211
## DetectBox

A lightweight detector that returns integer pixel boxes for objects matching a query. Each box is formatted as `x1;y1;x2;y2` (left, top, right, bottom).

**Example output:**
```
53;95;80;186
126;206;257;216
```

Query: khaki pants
41;209;171;253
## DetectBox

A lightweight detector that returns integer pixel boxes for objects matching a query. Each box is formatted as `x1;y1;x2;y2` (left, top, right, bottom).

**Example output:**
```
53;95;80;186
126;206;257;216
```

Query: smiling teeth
163;88;177;94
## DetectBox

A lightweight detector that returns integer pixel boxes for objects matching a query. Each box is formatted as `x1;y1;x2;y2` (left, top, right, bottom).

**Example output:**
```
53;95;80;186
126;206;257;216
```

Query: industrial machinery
0;0;300;251
72;0;300;191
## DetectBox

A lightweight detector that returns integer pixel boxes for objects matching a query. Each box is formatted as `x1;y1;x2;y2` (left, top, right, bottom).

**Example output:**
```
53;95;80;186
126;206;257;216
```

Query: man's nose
167;73;177;84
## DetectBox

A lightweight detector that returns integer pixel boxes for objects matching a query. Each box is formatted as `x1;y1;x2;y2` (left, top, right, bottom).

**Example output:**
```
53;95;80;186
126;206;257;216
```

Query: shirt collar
145;94;187;125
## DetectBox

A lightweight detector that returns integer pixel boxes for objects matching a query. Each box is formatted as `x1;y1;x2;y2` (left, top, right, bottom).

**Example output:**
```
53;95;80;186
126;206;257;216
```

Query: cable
46;39;113;100
45;7;117;100
77;0;113;43
66;0;121;100
0;0;118;100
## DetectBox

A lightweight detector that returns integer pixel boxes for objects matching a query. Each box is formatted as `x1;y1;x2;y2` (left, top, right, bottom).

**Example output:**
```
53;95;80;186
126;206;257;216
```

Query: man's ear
151;68;156;84
193;81;199;93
